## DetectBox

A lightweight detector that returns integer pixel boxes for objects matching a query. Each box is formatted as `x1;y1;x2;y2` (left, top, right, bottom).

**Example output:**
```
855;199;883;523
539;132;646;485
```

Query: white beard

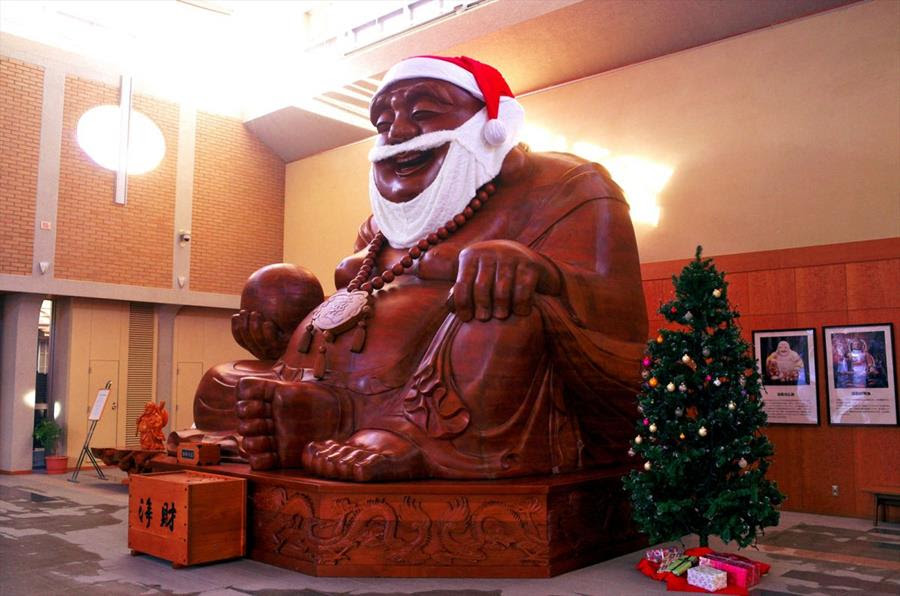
368;103;523;249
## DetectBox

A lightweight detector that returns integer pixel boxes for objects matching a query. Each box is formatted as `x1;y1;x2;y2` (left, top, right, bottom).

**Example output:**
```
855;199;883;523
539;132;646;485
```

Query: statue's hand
452;240;561;322
235;377;279;470
231;310;286;360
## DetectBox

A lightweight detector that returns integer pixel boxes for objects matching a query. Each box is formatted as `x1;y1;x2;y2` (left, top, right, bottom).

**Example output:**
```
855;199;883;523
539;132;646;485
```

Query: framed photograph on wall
753;328;819;425
823;323;898;426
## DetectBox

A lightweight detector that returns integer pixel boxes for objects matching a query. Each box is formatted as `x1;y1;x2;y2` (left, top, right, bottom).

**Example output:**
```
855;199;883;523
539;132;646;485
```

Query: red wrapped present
700;553;761;588
637;547;770;595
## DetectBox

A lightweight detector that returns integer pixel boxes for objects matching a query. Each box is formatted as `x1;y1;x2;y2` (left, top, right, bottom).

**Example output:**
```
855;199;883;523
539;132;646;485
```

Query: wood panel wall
640;237;900;520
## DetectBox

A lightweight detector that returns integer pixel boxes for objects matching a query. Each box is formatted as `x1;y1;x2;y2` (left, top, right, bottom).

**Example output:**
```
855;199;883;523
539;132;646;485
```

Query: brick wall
190;112;284;294
55;76;176;287
641;238;900;520
0;57;43;276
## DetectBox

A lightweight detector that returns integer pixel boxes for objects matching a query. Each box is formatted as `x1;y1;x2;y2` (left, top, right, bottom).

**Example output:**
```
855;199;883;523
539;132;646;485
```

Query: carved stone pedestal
152;457;644;578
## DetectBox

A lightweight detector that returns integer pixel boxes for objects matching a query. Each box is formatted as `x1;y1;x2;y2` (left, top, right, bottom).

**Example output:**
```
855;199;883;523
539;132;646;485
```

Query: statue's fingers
452;257;478;321
473;257;496;321
512;265;539;317
236;377;277;402
242;435;275;453
231;311;251;351
237;418;273;436
235;399;272;420
492;260;515;320
246;311;268;354
261;320;281;350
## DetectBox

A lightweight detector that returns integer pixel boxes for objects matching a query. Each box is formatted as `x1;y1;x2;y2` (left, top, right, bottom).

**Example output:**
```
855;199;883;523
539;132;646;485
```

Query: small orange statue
137;401;168;451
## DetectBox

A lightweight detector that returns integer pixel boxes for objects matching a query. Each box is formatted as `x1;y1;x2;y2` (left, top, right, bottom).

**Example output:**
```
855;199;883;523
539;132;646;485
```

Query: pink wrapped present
699;553;761;588
687;565;727;592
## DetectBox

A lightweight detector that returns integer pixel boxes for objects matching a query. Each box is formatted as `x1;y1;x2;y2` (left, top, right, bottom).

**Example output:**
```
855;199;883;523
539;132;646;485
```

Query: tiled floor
1;470;897;595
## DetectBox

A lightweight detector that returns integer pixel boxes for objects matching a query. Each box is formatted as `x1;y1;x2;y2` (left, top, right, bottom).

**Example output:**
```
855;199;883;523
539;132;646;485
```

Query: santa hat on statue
374;55;522;146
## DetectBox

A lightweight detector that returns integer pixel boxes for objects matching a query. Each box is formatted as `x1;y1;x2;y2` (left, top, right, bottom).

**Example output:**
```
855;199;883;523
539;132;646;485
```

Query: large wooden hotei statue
193;56;648;482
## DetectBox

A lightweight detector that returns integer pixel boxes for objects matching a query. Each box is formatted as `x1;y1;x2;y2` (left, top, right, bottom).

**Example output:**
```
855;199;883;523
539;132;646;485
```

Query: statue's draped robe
194;151;646;479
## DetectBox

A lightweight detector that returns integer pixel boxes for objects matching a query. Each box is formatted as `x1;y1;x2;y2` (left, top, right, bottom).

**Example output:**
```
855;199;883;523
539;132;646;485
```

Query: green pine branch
623;246;785;549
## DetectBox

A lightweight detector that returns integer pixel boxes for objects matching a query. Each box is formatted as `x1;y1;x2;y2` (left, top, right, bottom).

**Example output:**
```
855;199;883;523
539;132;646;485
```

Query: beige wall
60;298;135;456
283;1;900;290
284;141;373;294
171;308;251;431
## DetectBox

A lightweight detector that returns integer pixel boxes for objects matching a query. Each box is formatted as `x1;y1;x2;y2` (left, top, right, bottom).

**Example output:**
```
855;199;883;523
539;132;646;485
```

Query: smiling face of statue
370;78;484;203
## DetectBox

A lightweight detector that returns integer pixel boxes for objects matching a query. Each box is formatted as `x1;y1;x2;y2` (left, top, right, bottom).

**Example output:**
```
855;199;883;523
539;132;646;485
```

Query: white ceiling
0;0;859;162
249;0;858;162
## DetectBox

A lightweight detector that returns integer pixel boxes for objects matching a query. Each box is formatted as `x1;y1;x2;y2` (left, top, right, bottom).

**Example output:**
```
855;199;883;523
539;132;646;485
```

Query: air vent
125;303;155;447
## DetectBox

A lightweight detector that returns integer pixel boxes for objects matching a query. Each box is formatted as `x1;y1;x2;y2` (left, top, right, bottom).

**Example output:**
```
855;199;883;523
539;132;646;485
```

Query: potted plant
34;419;67;474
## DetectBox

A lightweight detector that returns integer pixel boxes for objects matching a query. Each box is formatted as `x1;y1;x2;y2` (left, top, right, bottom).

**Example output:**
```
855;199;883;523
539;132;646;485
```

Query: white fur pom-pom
482;119;507;146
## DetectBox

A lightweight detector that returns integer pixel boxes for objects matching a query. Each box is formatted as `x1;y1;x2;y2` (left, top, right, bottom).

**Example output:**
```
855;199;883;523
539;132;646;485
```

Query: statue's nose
387;111;419;144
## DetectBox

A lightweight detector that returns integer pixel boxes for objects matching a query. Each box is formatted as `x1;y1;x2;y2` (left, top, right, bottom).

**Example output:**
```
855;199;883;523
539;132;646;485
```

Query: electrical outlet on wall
831;485;839;497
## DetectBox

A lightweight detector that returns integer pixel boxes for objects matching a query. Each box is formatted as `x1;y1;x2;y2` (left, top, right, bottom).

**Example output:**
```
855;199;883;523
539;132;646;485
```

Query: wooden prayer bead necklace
297;181;497;379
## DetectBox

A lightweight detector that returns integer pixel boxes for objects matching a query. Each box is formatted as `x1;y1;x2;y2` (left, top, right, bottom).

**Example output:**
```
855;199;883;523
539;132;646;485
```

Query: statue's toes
350;452;386;482
301;440;334;474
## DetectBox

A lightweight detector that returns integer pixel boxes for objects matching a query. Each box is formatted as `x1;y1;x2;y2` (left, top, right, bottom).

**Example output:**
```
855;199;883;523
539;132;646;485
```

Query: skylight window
305;0;487;57
76;105;165;175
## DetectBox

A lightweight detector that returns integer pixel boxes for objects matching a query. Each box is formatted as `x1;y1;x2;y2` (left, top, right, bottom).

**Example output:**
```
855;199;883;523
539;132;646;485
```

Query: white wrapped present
687;564;727;592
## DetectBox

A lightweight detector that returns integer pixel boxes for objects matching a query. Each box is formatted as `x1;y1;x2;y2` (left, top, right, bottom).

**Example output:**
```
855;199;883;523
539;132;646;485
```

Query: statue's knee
194;360;274;431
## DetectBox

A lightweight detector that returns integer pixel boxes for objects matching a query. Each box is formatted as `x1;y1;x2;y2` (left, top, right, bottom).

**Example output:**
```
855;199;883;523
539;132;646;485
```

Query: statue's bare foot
302;430;427;482
236;377;341;470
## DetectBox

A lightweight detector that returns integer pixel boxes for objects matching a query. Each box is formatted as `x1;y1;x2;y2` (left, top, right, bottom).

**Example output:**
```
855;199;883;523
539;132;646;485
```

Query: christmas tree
623;247;784;548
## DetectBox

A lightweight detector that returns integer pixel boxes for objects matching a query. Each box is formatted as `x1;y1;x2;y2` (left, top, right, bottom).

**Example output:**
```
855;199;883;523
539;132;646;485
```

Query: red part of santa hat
375;55;517;146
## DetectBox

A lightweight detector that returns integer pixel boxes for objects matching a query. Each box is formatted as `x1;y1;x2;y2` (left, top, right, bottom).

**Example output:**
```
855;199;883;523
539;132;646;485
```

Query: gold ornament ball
648;377;659;388
644;461;652;471
712;288;722;298
679;433;686;440
728;401;736;411
666;382;676;392
682;354;692;364
649;423;658;433
698;426;708;437
656;334;664;344
635;435;643;444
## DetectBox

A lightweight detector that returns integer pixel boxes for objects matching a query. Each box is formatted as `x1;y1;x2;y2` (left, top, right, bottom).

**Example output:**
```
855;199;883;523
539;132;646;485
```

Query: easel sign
89;386;112;421
69;381;111;483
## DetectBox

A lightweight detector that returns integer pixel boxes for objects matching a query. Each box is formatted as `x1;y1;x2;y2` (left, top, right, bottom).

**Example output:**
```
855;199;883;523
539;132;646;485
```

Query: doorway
32;299;52;469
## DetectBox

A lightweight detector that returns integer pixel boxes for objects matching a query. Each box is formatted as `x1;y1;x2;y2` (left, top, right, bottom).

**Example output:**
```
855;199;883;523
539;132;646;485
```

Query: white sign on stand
70;381;111;482
89;389;111;421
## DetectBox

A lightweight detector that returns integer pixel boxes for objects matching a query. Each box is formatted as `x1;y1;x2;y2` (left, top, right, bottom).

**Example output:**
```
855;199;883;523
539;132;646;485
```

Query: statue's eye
375;120;392;134
412;110;437;121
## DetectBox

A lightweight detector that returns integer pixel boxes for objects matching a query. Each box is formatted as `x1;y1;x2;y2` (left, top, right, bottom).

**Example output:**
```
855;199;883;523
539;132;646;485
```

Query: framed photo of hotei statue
823;323;898;426
753;328;819;425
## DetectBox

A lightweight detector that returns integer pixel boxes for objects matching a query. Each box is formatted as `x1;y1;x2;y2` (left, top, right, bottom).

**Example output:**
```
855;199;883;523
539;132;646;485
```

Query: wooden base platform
151;456;645;578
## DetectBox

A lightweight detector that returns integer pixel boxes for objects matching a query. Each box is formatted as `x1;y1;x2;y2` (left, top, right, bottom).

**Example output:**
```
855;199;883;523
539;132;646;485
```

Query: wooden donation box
176;443;220;466
128;470;246;567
